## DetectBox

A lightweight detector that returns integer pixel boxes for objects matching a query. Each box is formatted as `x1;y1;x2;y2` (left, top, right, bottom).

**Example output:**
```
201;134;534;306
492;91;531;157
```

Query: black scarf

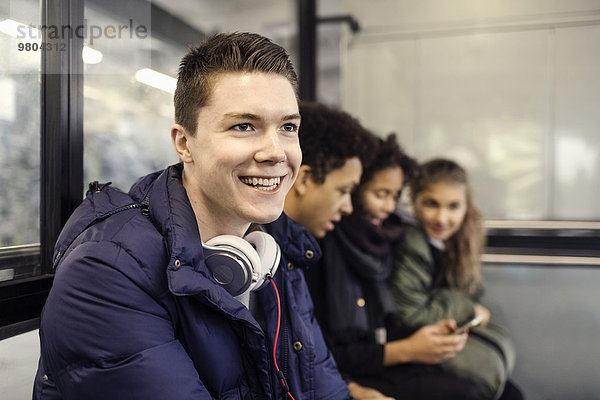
319;213;404;340
339;212;405;259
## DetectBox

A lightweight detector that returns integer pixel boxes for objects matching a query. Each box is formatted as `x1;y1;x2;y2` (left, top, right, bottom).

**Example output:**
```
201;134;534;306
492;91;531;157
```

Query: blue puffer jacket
33;164;349;400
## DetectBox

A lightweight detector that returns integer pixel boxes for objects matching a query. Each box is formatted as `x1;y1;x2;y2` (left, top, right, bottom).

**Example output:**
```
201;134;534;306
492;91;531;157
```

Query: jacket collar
55;164;321;327
130;164;257;322
134;164;322;278
262;212;322;270
53;181;144;269
131;164;320;318
131;166;214;287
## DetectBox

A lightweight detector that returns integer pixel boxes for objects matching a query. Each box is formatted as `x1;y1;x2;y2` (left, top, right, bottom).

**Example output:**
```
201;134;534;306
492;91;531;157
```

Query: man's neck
182;168;249;241
192;201;249;241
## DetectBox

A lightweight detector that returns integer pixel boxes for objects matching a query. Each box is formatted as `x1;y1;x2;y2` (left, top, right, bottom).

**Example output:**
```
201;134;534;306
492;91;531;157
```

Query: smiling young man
33;33;349;400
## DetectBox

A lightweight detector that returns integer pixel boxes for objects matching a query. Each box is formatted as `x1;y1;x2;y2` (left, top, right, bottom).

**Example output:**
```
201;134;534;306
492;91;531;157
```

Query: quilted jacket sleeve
37;241;212;400
390;225;477;328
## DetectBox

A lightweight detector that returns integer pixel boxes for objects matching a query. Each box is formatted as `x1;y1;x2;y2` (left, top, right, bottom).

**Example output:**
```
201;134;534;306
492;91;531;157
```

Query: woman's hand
474;304;491;326
384;319;468;365
347;381;395;400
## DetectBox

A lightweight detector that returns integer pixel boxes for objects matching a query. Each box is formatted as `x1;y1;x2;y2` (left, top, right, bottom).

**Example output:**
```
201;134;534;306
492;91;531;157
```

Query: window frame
0;0;83;339
0;0;204;338
484;221;600;266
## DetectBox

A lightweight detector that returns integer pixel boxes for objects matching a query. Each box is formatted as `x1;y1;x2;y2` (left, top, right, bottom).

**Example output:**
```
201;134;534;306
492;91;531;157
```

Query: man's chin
251;210;284;225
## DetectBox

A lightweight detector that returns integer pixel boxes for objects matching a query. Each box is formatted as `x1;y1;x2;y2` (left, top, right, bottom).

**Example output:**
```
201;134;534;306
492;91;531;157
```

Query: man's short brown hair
174;32;298;135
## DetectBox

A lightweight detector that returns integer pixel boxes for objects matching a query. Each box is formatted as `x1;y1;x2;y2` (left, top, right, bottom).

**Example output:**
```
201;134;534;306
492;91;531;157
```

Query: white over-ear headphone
203;231;281;304
205;231;293;397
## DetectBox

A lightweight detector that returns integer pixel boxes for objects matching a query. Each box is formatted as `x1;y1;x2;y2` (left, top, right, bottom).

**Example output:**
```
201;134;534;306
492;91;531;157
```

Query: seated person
33;33;349;400
391;158;523;400
285;105;481;399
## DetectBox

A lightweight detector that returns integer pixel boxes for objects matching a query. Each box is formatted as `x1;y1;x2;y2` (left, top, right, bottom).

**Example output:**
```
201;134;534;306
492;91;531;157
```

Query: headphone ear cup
204;235;262;296
244;231;281;290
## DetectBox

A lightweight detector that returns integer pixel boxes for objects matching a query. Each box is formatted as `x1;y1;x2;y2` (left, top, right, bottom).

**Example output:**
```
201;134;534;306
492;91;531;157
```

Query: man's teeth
240;176;281;191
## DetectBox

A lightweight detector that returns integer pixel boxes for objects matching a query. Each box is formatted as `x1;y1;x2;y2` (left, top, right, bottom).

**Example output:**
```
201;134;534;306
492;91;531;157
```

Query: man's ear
171;124;193;163
293;165;313;196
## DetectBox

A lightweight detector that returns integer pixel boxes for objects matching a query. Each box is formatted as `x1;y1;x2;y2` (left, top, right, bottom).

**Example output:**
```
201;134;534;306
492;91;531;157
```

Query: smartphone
455;314;484;334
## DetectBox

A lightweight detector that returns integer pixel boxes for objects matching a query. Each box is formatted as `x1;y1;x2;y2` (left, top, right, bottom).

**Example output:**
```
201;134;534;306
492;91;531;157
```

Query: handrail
483;253;600;266
485;220;600;231
0;244;41;256
0;244;42;282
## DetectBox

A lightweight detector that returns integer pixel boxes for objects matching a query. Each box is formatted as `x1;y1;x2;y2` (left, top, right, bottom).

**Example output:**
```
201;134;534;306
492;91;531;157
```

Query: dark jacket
33;164;348;400
306;217;485;400
390;224;482;328
304;215;412;379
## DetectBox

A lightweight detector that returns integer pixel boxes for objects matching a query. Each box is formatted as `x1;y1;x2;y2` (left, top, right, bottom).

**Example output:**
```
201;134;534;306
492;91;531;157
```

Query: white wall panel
342;18;600;220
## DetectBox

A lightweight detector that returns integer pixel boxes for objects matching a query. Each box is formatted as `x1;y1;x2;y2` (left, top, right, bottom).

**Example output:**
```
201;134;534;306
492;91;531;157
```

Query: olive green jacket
390;224;482;328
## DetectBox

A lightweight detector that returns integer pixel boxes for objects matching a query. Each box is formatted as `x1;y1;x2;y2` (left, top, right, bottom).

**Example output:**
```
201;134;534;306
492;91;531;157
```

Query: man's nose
255;129;286;163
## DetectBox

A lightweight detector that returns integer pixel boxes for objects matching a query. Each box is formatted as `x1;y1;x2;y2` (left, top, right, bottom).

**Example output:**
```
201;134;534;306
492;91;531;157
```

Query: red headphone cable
269;277;295;400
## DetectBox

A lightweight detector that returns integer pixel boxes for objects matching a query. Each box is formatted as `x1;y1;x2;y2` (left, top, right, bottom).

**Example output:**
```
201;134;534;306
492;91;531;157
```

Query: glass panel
417;31;549;220
343;24;599;221
83;2;180;192
0;1;41;253
554;25;600;220
83;0;299;193
343;40;417;140
151;0;299;65
317;23;344;107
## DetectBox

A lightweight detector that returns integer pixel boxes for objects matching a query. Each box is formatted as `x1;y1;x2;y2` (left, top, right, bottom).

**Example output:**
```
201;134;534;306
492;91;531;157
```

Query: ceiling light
82;46;103;64
135;68;176;94
0;19;41;43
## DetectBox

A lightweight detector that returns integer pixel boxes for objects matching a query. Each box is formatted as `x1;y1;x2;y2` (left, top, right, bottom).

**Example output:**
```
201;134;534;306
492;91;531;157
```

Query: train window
82;2;180;191
0;0;299;336
0;0;41;282
82;0;299;192
340;14;600;221
553;26;600;220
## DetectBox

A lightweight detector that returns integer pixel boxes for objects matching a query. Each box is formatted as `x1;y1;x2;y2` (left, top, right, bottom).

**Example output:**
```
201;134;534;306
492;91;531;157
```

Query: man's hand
347;381;395;400
384;319;467;365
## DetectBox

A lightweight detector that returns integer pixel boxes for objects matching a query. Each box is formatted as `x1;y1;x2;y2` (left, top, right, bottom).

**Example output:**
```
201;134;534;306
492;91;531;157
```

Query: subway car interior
1;0;599;399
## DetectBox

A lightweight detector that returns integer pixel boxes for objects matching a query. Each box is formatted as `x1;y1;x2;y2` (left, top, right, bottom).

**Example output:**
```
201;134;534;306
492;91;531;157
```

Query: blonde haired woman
391;158;523;400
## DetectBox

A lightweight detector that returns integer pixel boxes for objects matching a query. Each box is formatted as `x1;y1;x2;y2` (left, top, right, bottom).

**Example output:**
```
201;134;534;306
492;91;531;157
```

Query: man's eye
281;123;298;132
233;123;253;131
